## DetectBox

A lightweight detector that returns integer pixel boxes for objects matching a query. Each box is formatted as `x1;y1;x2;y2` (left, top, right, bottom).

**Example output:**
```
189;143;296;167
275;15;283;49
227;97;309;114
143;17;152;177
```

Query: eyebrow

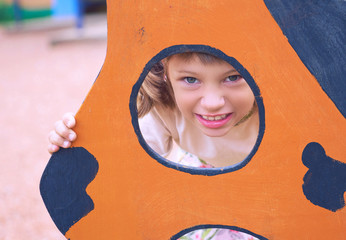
176;70;199;74
176;69;239;75
224;69;239;75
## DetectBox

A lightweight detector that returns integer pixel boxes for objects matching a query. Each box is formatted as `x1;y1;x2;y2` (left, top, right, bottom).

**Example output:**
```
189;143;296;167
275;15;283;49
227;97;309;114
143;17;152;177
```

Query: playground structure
40;0;345;239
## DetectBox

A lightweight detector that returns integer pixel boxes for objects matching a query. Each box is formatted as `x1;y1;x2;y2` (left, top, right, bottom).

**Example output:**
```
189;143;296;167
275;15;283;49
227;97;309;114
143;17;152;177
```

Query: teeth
201;114;227;121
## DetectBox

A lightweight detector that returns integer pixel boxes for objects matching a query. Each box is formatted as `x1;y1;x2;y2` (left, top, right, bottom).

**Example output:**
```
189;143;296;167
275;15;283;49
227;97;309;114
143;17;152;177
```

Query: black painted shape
263;0;346;117
302;142;346;212
171;224;268;240
40;147;99;234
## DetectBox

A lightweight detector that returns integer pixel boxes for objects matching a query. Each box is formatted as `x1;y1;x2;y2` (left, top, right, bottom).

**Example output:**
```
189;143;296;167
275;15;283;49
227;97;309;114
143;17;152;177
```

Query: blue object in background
52;0;84;28
13;0;22;22
52;0;78;17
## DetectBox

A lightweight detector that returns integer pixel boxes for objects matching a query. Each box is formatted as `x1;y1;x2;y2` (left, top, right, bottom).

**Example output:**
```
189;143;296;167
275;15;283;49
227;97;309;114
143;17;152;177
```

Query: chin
201;128;230;138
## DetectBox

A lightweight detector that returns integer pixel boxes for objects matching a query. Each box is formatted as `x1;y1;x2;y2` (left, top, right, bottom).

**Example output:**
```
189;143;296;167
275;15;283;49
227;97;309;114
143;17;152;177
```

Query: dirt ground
0;16;107;240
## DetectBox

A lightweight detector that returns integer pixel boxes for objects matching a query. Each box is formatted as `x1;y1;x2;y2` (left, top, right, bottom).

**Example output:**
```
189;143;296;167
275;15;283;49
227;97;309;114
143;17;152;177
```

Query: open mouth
195;113;232;128
200;114;229;121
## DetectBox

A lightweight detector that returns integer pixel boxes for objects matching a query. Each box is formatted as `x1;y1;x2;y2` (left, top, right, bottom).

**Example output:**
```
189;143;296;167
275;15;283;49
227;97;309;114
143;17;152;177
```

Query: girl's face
167;54;256;137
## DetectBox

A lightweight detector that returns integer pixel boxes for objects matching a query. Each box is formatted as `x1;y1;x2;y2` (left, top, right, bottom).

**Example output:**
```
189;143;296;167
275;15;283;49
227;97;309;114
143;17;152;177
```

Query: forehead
168;52;226;65
167;53;235;73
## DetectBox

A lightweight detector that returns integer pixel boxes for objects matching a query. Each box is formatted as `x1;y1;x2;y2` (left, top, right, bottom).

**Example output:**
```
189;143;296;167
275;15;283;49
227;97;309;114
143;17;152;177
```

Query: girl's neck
227;107;259;141
209;109;259;167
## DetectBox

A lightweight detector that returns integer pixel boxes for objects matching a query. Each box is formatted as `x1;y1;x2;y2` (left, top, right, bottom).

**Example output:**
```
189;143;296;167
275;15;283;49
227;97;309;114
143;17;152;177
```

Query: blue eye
184;77;199;84
226;75;242;82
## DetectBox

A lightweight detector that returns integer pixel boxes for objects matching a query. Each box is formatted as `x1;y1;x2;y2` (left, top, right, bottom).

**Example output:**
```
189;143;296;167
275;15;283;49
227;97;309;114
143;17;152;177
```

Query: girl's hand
48;112;77;154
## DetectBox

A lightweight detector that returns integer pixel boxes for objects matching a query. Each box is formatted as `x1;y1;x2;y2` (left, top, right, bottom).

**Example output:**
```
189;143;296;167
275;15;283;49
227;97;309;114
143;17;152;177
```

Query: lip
195;113;232;129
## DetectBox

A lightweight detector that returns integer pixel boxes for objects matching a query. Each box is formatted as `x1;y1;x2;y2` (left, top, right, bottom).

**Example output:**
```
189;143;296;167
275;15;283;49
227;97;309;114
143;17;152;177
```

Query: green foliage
0;2;51;24
0;3;14;23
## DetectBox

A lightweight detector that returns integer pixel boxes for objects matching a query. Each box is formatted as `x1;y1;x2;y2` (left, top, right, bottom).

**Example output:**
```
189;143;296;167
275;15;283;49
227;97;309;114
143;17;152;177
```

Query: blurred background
0;0;107;239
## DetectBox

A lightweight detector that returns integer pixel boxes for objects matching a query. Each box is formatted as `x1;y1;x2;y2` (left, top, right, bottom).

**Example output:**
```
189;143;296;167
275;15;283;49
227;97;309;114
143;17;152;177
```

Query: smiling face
166;53;256;137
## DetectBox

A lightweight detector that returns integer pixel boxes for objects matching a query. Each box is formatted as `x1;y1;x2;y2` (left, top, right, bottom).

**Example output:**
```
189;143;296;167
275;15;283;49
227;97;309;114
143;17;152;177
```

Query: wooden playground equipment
41;0;345;239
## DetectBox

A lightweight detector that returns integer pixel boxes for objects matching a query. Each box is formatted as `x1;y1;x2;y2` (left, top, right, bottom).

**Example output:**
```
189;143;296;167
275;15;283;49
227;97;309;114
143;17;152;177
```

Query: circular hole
171;225;267;240
130;45;264;175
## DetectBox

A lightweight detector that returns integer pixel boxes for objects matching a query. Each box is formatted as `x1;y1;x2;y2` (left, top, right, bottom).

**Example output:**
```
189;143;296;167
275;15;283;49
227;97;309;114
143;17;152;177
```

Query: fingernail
63;141;70;147
69;133;75;141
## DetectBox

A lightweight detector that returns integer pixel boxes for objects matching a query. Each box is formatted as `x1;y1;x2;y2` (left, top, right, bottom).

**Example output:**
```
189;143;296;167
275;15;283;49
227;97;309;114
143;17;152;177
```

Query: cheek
171;87;196;114
229;88;255;111
175;93;195;113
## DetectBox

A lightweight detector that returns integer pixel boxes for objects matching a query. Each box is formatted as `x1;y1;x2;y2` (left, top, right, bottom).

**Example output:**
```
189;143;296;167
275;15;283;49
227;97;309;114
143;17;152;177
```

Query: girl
136;52;258;168
48;51;260;240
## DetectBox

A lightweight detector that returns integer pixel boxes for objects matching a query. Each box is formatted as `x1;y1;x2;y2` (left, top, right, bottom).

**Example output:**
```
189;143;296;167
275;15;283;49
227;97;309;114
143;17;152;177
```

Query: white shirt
139;106;259;168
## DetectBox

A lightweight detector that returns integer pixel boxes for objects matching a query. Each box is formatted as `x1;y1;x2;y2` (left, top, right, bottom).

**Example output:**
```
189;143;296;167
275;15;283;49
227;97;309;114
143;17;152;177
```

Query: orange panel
41;0;345;239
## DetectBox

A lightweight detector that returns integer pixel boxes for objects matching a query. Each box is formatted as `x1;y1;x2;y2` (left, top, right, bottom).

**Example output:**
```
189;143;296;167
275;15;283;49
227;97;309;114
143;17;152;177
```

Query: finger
55;120;76;141
62;112;76;128
49;130;71;148
48;143;60;154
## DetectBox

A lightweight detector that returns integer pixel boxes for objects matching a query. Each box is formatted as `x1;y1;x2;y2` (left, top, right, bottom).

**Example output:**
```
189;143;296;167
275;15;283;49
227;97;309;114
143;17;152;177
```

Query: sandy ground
0;16;107;240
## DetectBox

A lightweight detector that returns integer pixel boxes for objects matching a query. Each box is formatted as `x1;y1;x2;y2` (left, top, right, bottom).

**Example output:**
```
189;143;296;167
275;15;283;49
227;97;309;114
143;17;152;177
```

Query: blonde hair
137;52;225;118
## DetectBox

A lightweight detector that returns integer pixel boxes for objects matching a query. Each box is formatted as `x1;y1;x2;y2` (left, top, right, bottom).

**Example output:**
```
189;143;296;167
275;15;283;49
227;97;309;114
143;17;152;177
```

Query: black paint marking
302;142;346;212
40;147;99;234
263;0;346;117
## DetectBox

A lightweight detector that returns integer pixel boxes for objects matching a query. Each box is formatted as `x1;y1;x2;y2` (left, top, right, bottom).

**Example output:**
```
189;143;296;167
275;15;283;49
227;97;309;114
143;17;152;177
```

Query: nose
200;90;225;111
